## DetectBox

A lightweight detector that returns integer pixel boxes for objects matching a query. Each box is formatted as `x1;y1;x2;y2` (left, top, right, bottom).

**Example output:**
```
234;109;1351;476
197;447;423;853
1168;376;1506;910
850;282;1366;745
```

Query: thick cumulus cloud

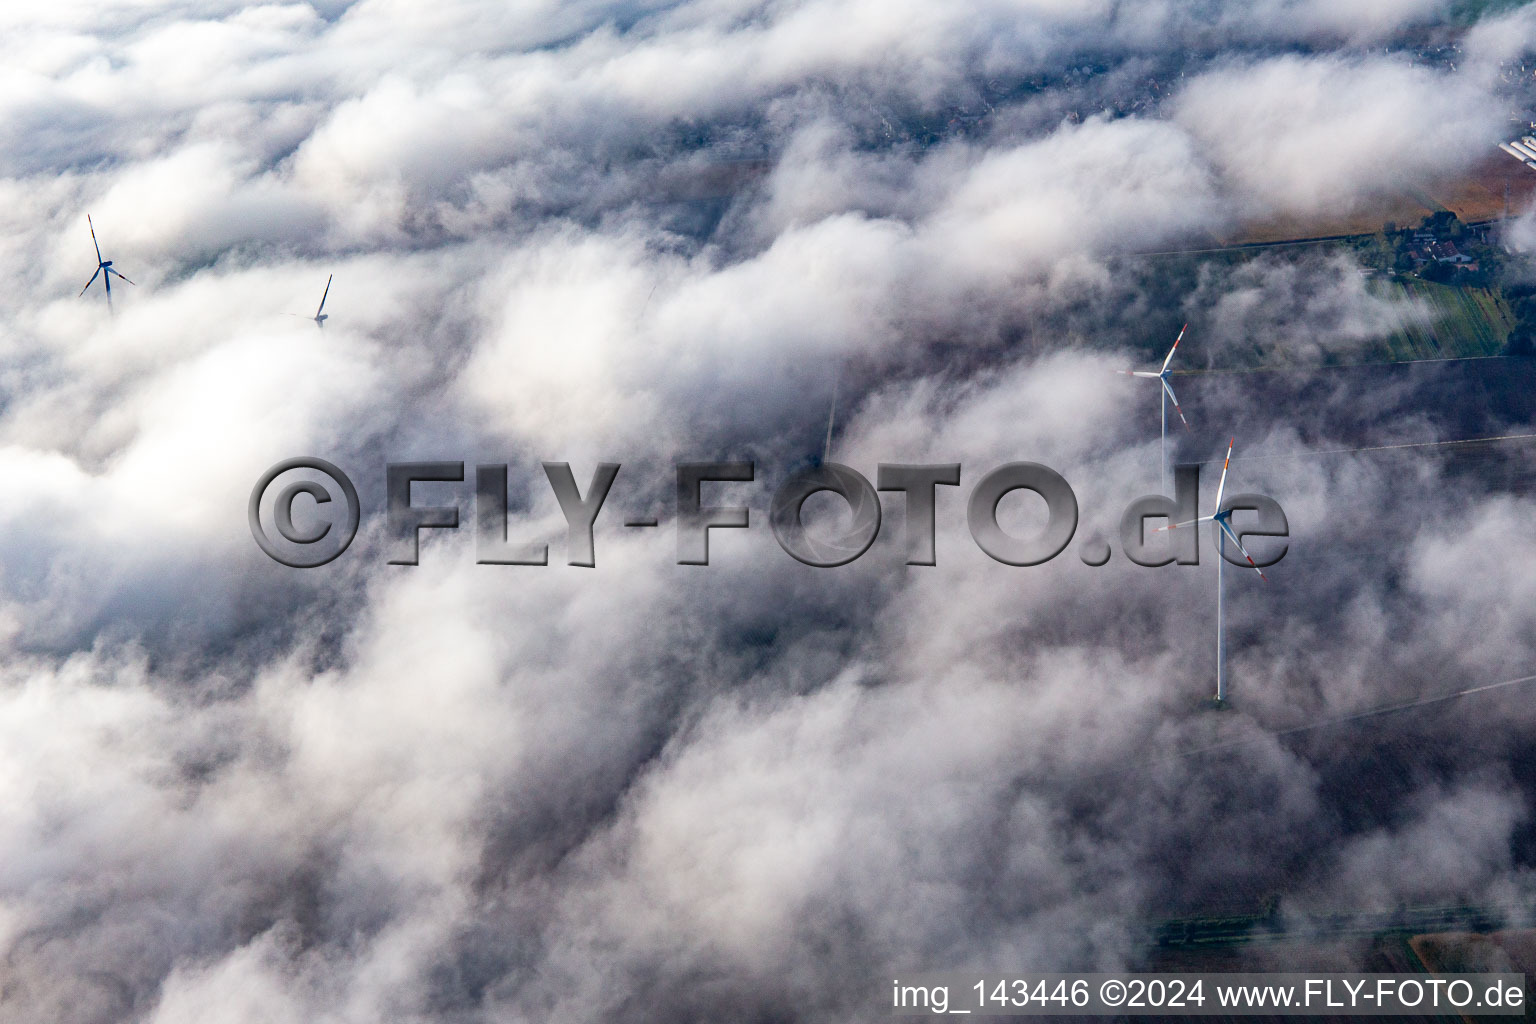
1172;54;1503;218
1;1;1535;1022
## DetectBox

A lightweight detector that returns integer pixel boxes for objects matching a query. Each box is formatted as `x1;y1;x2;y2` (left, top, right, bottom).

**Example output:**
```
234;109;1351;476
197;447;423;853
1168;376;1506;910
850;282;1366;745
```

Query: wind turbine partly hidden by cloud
1121;324;1189;491
1161;437;1268;705
289;274;332;329
77;215;134;313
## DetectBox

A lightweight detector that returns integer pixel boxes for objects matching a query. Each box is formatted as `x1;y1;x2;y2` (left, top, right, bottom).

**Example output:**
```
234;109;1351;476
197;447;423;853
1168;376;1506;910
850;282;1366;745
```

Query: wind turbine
78;216;135;312
1120;323;1189;492
823;363;840;464
1160;438;1268;705
288;274;332;329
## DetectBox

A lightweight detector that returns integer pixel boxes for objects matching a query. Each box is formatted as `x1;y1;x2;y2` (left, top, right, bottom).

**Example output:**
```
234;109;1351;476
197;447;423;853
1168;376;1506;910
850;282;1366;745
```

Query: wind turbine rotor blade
79;267;101;296
1130;371;1161;378
88;215;102;263
1156;515;1215;532
107;268;134;286
1161;378;1190;429
1160;323;1187;373
1218;518;1268;581
1215;436;1234;510
316;274;331;317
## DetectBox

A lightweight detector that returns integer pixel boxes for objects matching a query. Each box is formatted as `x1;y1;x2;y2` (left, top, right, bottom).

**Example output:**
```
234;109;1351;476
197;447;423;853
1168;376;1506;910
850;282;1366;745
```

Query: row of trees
1503;279;1536;357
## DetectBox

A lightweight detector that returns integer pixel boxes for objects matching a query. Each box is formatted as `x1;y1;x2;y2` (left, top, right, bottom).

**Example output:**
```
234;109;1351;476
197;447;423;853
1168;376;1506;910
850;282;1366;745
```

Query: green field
1367;277;1516;361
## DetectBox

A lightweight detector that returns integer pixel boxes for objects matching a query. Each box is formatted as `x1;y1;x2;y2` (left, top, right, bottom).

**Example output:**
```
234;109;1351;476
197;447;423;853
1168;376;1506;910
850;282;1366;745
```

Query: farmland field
1367;277;1516;360
1221;154;1536;246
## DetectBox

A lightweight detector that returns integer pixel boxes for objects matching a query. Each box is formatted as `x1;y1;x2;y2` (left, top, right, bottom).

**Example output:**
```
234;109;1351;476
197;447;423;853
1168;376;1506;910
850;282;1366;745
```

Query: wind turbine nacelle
316;314;328;323
102;260;112;267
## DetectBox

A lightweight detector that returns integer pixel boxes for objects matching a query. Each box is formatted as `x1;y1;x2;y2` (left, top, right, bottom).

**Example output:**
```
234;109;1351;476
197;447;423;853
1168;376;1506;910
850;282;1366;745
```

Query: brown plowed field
1222;154;1536;246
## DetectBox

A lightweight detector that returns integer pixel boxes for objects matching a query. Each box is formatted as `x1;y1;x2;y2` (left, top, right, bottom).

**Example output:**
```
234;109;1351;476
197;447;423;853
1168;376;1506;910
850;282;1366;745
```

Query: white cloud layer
0;1;1534;1021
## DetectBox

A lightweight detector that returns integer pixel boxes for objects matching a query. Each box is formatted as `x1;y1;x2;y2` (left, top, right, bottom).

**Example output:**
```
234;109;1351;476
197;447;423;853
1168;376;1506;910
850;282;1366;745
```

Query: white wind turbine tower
1120;324;1189;491
1160;438;1268;705
823;364;840;464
